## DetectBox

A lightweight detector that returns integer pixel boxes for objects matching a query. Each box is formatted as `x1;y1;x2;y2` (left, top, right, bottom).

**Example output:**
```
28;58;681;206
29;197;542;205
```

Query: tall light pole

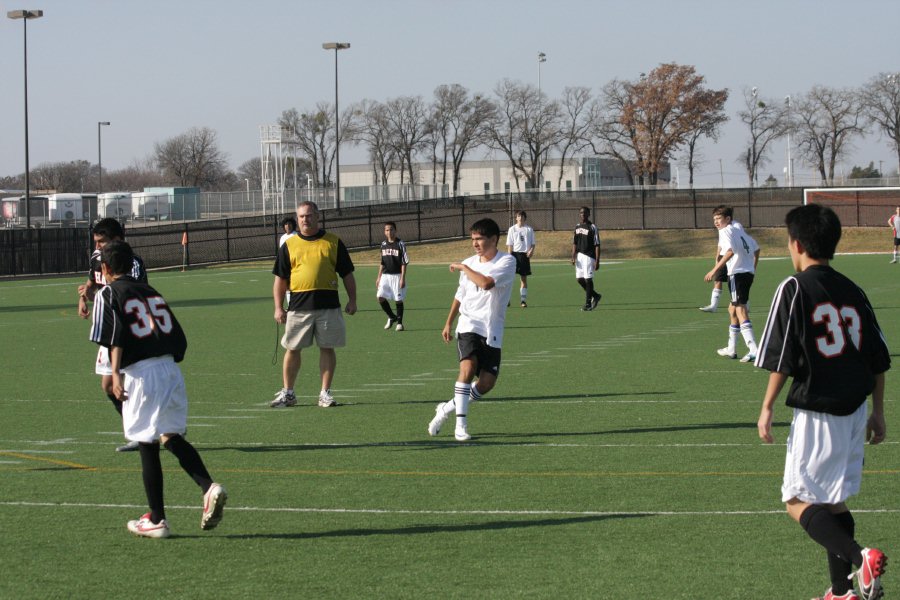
537;52;546;95
784;95;792;187
8;9;44;229
97;121;110;193
322;42;350;211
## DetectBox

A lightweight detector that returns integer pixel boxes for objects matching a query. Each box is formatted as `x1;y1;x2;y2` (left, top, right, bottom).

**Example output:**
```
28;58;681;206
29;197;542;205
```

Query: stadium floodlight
322;42;350;212
8;9;44;229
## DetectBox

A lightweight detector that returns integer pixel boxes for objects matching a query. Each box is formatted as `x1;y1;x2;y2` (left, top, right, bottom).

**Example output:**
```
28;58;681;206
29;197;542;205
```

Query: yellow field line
0;451;95;471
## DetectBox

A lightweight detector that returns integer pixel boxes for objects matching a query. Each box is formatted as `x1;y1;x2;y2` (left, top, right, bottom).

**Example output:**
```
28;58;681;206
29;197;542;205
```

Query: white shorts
376;273;406;302
781;403;867;504
95;346;113;376
574;253;597;279
121;356;188;443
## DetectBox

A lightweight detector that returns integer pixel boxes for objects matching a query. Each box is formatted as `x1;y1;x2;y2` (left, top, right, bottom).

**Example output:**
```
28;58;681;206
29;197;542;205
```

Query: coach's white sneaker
428;402;449;436
454;425;471;442
127;513;170;539
739;352;756;363
318;389;336;407
698;305;717;313
717;347;738;359
395;322;405;331
270;389;297;408
201;483;227;531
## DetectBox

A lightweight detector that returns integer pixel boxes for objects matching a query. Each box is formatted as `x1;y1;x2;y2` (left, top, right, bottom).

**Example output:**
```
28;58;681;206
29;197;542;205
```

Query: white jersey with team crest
454;251;516;348
718;222;758;275
506;224;535;253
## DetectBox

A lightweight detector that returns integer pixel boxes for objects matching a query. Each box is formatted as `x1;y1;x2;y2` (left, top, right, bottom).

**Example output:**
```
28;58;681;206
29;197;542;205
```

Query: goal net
803;187;900;227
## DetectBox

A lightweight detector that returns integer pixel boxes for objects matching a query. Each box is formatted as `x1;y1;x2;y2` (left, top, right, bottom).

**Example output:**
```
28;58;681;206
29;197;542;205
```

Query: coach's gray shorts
283;308;346;350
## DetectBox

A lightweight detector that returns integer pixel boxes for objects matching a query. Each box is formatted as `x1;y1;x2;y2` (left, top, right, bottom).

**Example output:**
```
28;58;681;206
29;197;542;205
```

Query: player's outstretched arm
758;371;788;443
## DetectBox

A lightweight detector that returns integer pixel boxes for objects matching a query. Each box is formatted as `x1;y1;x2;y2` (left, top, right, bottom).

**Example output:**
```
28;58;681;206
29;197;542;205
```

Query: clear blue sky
2;0;898;187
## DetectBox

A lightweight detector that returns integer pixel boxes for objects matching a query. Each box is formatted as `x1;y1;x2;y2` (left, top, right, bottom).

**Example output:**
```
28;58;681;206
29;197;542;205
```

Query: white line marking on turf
0;450;74;454
2;501;898;518
189;416;257;419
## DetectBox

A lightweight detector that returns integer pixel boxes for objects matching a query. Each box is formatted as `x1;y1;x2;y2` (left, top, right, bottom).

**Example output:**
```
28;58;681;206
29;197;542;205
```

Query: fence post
417;201;422;242
747;187;753;228
460;197;466;237
692;188;698;229
551;191;556;231
367;205;372;247
37;228;43;275
225;218;231;262
640;186;646;230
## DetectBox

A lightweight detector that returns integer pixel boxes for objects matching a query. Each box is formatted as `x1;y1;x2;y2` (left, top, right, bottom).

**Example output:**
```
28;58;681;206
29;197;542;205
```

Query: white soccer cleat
739;353;756;363
891;258;897;264
698;305;717;313
201;483;227;531
384;317;396;330
395;322;405;331
454;426;471;442
428;402;449;436
716;347;737;359
127;513;170;539
318;389;336;407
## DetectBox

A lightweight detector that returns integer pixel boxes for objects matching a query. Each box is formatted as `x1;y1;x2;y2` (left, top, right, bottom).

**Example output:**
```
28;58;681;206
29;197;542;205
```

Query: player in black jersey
756;204;889;600
91;240;226;538
376;222;409;331
77;218;148;452
571;207;601;311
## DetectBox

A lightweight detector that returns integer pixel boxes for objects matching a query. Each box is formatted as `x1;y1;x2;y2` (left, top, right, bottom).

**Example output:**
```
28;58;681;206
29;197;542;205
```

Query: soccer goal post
803;187;900;227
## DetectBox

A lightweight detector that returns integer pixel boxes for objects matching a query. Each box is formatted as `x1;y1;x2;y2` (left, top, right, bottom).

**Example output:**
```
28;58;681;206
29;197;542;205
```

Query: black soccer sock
577;277;587;291
379;300;397;320
396;302;404;324
799;505;864;569
163;435;213;494
585;278;596;304
138;442;165;523
827;512;857;595
107;393;123;417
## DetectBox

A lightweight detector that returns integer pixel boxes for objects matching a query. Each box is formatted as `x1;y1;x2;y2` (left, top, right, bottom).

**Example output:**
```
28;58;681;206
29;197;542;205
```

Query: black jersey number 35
124;297;174;338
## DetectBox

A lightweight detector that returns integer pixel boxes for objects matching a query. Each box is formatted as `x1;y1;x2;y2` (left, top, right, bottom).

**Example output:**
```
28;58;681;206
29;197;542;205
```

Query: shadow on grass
220;513;647;541
396;391;674;406
480;421;791;438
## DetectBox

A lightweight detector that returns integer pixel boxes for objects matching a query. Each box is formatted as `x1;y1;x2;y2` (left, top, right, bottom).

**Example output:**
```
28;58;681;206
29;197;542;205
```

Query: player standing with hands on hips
506;210;535;307
755;204;889;600
887;206;900;264
90;240;226;538
376;221;409;331
572;206;601;311
428;219;516;441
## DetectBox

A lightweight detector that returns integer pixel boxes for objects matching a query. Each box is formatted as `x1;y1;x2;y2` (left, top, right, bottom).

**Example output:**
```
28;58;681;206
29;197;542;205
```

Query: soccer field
0;255;897;599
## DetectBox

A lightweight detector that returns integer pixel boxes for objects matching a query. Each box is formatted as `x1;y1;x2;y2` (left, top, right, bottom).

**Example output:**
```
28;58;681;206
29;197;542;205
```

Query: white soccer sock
741;321;757;354
710;287;721;308
452;383;470;417
727;325;740;353
521;288;527;301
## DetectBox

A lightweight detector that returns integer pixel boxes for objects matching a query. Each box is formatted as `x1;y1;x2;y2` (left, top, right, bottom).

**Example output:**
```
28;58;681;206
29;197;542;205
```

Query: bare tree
154;127;229;188
384;95;431;187
683;99;728;187
737;87;791;186
592;78;640;185
555;86;596;190
351;99;398;187
105;156;166;191
430;84;494;194
860;72;900;176
488;79;562;191
236;158;264;190
31;160;93;193
793;85;866;185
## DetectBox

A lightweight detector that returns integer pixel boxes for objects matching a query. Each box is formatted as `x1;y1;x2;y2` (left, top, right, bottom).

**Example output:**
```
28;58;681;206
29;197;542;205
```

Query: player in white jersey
887;207;900;263
704;206;760;363
700;221;745;313
506;210;535;307
279;217;298;247
427;218;516;442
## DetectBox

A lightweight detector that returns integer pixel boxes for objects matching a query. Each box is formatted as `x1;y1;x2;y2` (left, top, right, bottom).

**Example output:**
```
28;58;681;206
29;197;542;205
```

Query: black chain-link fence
3;186;894;277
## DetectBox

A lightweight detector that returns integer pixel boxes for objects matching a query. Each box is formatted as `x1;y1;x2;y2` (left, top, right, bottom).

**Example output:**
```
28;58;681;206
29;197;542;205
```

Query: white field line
1;500;898;518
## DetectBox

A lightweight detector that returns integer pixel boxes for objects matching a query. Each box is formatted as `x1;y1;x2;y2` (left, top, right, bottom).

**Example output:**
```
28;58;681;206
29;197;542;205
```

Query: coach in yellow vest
270;201;357;408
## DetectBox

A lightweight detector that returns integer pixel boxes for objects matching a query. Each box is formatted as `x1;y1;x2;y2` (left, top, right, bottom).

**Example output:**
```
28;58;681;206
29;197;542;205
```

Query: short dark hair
579;206;590;218
100;240;135;276
712;205;733;219
93;217;125;241
384;221;397;230
515;210;527;219
470;218;500;240
785;203;841;260
281;217;297;230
